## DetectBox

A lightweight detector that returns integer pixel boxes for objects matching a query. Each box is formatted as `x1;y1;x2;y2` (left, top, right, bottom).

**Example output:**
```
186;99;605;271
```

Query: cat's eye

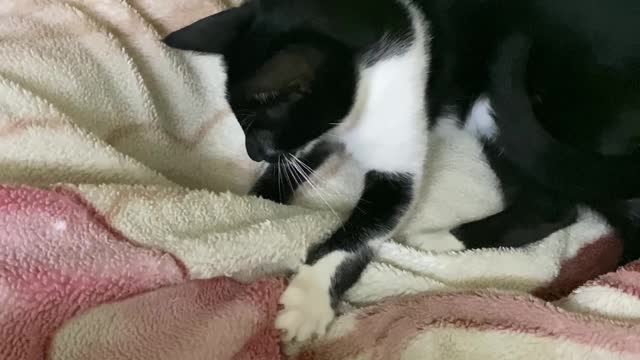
253;90;282;104
251;85;307;105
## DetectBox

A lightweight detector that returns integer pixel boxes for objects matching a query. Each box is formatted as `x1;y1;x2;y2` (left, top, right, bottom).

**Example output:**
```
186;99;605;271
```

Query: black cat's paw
452;205;578;249
450;221;503;249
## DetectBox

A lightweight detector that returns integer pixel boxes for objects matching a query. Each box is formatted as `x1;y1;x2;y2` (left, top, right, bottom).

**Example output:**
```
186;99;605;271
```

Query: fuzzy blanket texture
1;0;639;359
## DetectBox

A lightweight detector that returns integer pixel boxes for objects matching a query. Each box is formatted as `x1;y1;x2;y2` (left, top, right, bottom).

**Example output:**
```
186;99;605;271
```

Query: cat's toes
275;264;335;343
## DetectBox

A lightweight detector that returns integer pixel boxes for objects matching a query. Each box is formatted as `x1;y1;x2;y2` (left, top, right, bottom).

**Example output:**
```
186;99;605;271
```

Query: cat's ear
163;4;254;54
233;45;328;96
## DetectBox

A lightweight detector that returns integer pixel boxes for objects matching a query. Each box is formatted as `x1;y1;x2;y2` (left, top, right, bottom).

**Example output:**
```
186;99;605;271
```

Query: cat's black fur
417;0;640;260
164;0;640;340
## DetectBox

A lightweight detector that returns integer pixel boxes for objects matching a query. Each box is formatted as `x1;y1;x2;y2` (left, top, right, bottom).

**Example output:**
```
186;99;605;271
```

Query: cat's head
163;0;358;163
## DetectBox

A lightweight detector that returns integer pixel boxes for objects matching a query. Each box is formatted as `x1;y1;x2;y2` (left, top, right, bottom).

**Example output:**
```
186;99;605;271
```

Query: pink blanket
0;186;284;360
2;185;640;360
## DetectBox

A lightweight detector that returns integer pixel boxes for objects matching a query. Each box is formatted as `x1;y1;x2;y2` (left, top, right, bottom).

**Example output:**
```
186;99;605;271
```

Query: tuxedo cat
164;0;640;342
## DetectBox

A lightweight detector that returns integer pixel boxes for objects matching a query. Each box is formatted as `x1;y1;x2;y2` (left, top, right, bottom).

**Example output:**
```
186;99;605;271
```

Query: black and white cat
164;0;640;342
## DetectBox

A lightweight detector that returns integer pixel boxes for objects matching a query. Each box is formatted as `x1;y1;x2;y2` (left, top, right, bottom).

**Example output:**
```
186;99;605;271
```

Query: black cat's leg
593;199;640;265
622;199;640;264
249;142;336;204
452;197;578;249
624;199;640;263
452;144;579;249
275;171;416;342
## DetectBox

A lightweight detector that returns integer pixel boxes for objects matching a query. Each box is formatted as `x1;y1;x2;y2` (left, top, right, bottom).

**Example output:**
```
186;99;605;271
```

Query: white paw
275;252;347;342
275;265;335;342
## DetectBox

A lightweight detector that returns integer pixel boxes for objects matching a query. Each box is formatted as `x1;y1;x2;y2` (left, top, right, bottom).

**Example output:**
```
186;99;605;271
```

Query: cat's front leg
275;171;416;342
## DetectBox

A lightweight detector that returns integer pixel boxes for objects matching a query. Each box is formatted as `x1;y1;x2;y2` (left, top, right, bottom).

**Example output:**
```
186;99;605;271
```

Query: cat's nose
245;130;281;163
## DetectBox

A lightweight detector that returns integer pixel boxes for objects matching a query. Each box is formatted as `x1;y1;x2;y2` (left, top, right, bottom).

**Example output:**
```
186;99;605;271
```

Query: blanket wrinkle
0;1;638;359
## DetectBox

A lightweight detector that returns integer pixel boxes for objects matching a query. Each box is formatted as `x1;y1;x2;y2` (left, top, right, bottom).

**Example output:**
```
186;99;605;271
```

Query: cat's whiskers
299;163;347;201
289;155;327;194
235;109;255;121
289;155;340;195
277;155;283;202
245;117;258;132
291;155;369;215
285;156;304;188
287;154;344;226
282;156;296;198
235;109;253;117
236;110;259;132
290;154;371;209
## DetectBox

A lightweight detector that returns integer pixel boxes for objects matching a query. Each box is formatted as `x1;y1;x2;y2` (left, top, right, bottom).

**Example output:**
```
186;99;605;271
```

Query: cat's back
414;0;639;153
256;0;415;52
523;0;640;154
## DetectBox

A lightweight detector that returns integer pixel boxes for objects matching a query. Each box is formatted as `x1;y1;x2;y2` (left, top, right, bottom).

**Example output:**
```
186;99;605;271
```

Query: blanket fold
1;1;638;359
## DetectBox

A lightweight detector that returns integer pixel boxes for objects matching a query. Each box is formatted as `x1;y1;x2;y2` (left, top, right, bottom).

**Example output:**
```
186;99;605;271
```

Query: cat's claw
275;264;335;343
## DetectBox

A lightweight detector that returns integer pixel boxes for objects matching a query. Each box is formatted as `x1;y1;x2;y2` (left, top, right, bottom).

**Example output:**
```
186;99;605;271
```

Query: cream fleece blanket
1;1;639;359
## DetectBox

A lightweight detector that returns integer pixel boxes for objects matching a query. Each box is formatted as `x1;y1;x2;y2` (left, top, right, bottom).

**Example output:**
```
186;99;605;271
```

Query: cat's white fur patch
331;3;429;176
464;96;498;141
275;251;347;342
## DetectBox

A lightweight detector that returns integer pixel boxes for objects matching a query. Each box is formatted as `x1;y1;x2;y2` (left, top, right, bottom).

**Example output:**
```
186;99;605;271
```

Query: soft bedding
0;1;639;359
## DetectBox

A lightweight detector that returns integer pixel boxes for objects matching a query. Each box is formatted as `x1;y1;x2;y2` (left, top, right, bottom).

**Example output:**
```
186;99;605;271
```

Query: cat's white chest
334;45;428;175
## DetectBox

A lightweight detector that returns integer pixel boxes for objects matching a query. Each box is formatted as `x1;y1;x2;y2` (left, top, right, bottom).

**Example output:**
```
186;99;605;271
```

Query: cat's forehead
251;0;320;25
255;0;293;11
251;0;360;25
254;0;322;12
246;0;407;50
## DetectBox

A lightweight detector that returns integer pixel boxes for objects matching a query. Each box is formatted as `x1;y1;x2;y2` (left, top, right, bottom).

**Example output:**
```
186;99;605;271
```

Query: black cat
164;0;640;341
